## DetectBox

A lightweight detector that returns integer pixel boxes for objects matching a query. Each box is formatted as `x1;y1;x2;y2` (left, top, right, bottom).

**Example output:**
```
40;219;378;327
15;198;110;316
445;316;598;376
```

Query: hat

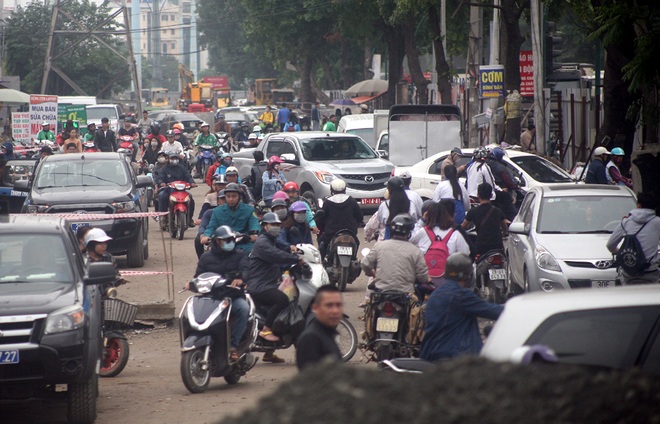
400;170;412;179
84;228;112;245
248;133;257;140
166;130;175;137
173;129;181;135
217;189;226;199
42;121;50;126
593;146;610;156
225;166;239;175
451;147;462;155
200;122;210;128
40;146;53;154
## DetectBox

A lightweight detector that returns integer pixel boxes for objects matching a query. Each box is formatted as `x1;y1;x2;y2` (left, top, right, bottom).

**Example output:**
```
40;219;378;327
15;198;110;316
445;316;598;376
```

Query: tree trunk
340;39;352;89
321;59;337;90
382;24;405;108
428;5;453;104
402;14;429;105
298;56;314;104
310;73;331;105
501;0;525;145
364;39;374;80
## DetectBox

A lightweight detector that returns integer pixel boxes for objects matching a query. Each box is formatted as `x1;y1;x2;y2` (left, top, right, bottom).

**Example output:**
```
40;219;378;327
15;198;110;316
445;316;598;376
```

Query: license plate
592;280;615;288
0;350;19;364
488;269;506;280
71;222;90;232
376;317;399;333
361;198;381;205
337;246;353;255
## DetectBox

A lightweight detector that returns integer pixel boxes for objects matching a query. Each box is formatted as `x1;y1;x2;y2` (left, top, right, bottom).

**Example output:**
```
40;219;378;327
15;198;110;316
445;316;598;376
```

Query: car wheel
523;268;531;293
67;372;97;424
126;226;145;268
301;190;318;212
507;260;522;296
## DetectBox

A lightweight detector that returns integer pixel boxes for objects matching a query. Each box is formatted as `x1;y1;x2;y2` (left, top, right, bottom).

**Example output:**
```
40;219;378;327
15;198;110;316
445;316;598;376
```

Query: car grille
567;279;592;289
47;205;114;214
340;172;391;181
0;361;44;381
564;260;616;269
0;315;43;346
346;182;386;192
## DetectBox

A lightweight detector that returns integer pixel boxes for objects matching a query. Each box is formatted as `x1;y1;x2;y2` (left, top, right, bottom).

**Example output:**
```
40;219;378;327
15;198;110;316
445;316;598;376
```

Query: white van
58;96;97;106
336;114;375;147
86;104;125;133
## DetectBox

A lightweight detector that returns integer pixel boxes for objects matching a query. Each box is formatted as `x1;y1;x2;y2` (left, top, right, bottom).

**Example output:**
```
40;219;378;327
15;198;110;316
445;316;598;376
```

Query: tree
141;55;180;92
4;0;131;96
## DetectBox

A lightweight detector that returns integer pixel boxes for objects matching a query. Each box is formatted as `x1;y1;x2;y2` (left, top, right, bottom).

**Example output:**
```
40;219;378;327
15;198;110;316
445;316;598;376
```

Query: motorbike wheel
100;337;130;378
224;372;241;385
336;317;358;362
338;266;349;292
176;210;186;240
201;162;210;181
180;349;211;394
492;286;505;304
375;343;393;362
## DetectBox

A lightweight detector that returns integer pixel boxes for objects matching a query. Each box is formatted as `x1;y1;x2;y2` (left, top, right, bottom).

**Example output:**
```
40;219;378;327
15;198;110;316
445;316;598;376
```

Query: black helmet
270;198;288;209
150;124;160;135
444;253;473;280
168;151;179;158
421;199;436;215
386;176;405;191
213;225;235;240
261;212;281;225
389;213;415;238
241;121;249;128
224;182;241;193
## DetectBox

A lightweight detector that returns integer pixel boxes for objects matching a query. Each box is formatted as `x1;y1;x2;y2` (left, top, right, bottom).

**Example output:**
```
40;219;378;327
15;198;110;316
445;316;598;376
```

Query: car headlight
26;204;49;213
44;305;85;335
535;245;561;272
112;201;136;213
313;171;336;184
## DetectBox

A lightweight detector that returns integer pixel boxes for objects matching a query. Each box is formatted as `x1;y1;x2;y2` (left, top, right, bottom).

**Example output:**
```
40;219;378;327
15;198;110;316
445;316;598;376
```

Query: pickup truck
0;215;117;424
231;131;394;209
0;159;34;213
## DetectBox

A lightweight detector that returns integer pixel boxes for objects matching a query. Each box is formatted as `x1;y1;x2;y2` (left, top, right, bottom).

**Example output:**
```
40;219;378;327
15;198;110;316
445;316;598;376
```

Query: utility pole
488;0;501;144
467;4;483;147
530;0;544;150
152;0;163;89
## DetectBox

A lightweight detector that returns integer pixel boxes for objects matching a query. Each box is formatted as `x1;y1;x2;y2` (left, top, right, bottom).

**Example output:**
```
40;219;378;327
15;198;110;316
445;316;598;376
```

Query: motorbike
474;250;508;304
100;286;137;377
323;229;362;292
83;141;98;153
160;180;193;240
197;144;216;180
215;132;231;153
182;147;196;173
179;273;259;393
118;135;136;155
138;162;155;207
252;243;358;362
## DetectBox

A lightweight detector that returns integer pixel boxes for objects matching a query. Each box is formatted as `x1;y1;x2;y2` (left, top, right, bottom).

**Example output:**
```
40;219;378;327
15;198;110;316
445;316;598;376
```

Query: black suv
14;152;152;267
0;215;116;423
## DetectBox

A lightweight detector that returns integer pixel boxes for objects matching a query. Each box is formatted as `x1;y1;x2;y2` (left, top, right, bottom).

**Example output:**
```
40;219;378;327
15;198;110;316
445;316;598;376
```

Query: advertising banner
11;112;31;144
29;95;58;139
520;50;534;97
479;65;505;98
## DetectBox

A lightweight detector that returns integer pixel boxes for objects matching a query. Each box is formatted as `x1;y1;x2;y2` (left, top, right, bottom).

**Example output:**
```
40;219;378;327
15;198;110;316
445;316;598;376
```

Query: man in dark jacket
585;146;610;184
317;179;363;258
155;152;197;225
296;285;343;370
94;117;116;152
192;226;249;361
420;253;503;361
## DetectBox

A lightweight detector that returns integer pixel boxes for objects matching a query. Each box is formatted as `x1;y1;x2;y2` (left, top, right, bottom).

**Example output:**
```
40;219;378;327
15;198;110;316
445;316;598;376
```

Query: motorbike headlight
314;171;336;184
44;305;85;335
26;204;49;213
174;183;187;190
112;201;136;213
535;245;561;272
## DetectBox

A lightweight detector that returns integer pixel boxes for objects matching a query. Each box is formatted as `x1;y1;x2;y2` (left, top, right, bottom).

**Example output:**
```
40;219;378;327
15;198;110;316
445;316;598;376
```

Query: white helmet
248;133;257;140
253;125;262;133
84;228;112;246
593;146;610;156
330;179;346;193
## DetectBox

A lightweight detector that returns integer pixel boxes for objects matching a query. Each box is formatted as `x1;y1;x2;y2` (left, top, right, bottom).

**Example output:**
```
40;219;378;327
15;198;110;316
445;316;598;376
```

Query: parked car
394;147;575;200
158;112;203;140
14;152;152;267
86;104;125;133
0;215;118;423
231;132;394;209
223;111;254;134
481;285;660;374
0;159;34;213
507;184;637;293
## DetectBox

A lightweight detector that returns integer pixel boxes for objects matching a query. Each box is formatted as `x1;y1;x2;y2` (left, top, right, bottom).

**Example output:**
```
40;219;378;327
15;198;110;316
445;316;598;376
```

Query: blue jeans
230;297;249;348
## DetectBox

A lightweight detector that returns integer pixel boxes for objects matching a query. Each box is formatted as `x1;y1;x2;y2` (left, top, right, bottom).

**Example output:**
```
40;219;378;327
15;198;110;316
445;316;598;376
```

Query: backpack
615;219;651;276
424;227;454;277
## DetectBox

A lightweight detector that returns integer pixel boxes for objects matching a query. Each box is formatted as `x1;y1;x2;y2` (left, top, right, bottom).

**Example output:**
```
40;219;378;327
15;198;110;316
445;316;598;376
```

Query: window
162;15;168;21
537;196;636;234
428;154;470;176
171;29;175;35
171;15;175;21
162;43;168;53
642;330;660;375
300;137;377;161
266;141;296;158
3;163;34;186
0;235;73;283
171;43;175;50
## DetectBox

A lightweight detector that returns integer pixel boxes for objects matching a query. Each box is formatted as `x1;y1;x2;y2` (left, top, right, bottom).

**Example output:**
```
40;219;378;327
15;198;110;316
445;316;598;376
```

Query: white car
393;147;574;200
481;285;660;374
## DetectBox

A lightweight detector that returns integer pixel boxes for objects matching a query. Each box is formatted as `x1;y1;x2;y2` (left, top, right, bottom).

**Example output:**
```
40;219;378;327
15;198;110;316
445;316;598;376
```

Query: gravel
221;357;660;424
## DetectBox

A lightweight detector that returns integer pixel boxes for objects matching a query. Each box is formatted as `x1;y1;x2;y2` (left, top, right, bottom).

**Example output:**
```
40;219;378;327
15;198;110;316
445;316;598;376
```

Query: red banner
202;76;229;90
519;50;534;97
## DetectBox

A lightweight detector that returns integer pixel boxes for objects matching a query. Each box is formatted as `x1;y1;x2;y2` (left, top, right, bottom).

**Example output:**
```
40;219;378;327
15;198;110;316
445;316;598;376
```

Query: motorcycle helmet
253;125;262;133
261;212;281;225
248;133;257;140
150;124;161;135
421;199;436;215
386;176;405;191
213;225;235;240
172;123;184;131
173;129;182;135
221;152;232;159
217;189;226;199
491;147;505;161
200;122;210;128
451;147;462;156
283;181;299;192
166;130;175;137
213;174;227;184
168;151;179;158
241;121;249;128
271;198;288;209
443;253;474;280
330;179;346;193
290;201;307;213
216;113;225;120
473;146;489;161
272;191;288;202
84;228;112;246
225;166;239;176
611;147;625;156
389;213;415;238
399;170;412;187
268;155;283;166
224;183;241;193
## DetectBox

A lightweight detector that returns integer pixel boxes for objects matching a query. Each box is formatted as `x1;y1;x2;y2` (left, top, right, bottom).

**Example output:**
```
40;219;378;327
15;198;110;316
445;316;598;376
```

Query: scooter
475;250;508;304
197;144;216;179
160;180;192;240
251;243;358;362
83;141;98;152
362;289;416;362
323;229;362;292
100;286;137;377
179;273;259;393
118;135;135;154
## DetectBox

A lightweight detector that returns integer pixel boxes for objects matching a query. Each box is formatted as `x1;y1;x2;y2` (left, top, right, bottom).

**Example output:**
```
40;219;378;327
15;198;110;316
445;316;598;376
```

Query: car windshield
346;129;374;145
225;112;247;121
510;156;573;183
87;106;117;121
36;160;129;189
0;235;73;283
537;196;635;234
300;137;378;161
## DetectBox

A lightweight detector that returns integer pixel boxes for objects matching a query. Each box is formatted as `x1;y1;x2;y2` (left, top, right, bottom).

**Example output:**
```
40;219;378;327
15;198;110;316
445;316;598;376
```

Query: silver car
507;184;637;293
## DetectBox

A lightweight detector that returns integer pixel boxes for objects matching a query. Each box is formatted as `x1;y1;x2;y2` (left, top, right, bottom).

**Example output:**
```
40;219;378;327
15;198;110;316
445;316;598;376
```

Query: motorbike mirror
360;247;371;258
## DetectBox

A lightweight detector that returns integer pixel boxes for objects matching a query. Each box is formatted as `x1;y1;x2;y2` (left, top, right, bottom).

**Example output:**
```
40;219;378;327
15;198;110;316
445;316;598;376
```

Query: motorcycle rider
249;150;268;201
441;147;467;177
173;128;190;149
606;147;633;188
161;130;184;158
142;137;161;166
192;226;250;361
282;181;317;232
234;121;251;143
193;122;219;178
466;146;500;202
117;119;139;162
461;183;508;258
84;123;96;142
214;152;234;178
83;228;126;286
317;179;363;258
487;147;518;221
400;170;424;219
259;106;275;132
155;152;197;227
361;213;430;294
262;156;286;207
225;166;256;205
585;146;610;184
279;201;314;247
201;183;260;251
420;253;503;361
36;121;56;143
247;212;301;346
214;113;233;136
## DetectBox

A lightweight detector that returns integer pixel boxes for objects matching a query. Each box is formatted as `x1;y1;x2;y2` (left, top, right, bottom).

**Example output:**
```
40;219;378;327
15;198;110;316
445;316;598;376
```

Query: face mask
151;142;158;148
223;159;232;166
170;159;179;166
267;226;281;237
274;209;288;220
157;157;167;164
221;241;235;252
294;213;306;223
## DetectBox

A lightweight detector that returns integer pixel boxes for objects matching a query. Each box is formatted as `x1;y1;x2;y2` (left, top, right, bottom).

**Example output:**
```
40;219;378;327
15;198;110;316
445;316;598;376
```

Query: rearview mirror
84;262;117;285
280;153;298;164
13;179;30;192
377;150;388;159
508;221;528;235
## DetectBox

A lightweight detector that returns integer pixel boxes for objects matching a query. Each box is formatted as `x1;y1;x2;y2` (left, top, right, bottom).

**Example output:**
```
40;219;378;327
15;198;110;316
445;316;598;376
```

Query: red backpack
424;227;454;278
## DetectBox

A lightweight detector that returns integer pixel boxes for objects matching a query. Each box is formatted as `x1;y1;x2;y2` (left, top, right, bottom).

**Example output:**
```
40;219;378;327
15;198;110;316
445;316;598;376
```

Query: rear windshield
36;159;130;190
510;155;573;183
300;137;377;161
537;196;636;234
0;235;73;283
87;106;118;120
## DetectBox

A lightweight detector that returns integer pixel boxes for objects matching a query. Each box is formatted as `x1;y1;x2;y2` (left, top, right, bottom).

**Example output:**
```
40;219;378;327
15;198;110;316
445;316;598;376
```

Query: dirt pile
221;357;660;424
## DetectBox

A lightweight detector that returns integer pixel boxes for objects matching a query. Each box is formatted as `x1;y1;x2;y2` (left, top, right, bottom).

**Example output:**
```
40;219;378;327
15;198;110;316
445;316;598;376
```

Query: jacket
361;238;429;293
203;202;260;251
194;244;249;280
154;163;194;185
585;158;608;184
1;142;15;160
94;129;116;152
420;279;503;361
278;221;313;246
295;318;342;370
250;161;268;199
320;193;363;236
246;232;299;294
262;169;286;201
607;208;660;273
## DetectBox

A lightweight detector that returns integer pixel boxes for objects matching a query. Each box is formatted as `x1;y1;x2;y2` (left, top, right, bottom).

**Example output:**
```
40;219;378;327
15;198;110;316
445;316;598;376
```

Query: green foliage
141;55;180;92
3;0;130;96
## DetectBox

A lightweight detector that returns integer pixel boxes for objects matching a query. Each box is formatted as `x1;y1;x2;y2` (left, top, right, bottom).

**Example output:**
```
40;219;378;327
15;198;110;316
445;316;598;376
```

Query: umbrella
344;79;388;97
0;88;30;104
330;98;356;106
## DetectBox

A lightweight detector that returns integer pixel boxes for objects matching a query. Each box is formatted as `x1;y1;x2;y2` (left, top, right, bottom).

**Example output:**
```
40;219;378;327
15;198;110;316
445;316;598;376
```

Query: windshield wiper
78;173;121;185
575;230;612;234
539;231;565;234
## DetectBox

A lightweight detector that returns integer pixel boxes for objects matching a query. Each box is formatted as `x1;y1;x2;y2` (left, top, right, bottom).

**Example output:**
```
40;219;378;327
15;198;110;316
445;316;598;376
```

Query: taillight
487;255;505;266
382;301;395;317
391;169;395;177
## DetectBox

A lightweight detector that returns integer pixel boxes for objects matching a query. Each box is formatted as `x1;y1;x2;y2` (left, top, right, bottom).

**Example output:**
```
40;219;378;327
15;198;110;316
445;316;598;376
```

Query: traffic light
545;21;563;80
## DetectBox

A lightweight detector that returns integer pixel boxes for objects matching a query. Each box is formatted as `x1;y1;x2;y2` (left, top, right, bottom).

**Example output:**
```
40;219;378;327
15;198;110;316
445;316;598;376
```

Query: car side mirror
508;221;528;235
13;179;30;192
136;175;154;188
513;175;524;187
84;262;117;285
280;153;298;164
377;150;388;159
119;114;126;120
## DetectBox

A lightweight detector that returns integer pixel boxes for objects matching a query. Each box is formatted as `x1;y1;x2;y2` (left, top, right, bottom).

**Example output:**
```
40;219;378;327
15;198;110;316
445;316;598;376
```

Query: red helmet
283;181;299;192
268;155;283;166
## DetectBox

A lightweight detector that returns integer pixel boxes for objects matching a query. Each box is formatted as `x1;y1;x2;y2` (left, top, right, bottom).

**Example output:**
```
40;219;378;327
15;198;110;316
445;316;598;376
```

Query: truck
178;63;214;112
202;76;232;109
375;104;463;167
249;78;295;106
